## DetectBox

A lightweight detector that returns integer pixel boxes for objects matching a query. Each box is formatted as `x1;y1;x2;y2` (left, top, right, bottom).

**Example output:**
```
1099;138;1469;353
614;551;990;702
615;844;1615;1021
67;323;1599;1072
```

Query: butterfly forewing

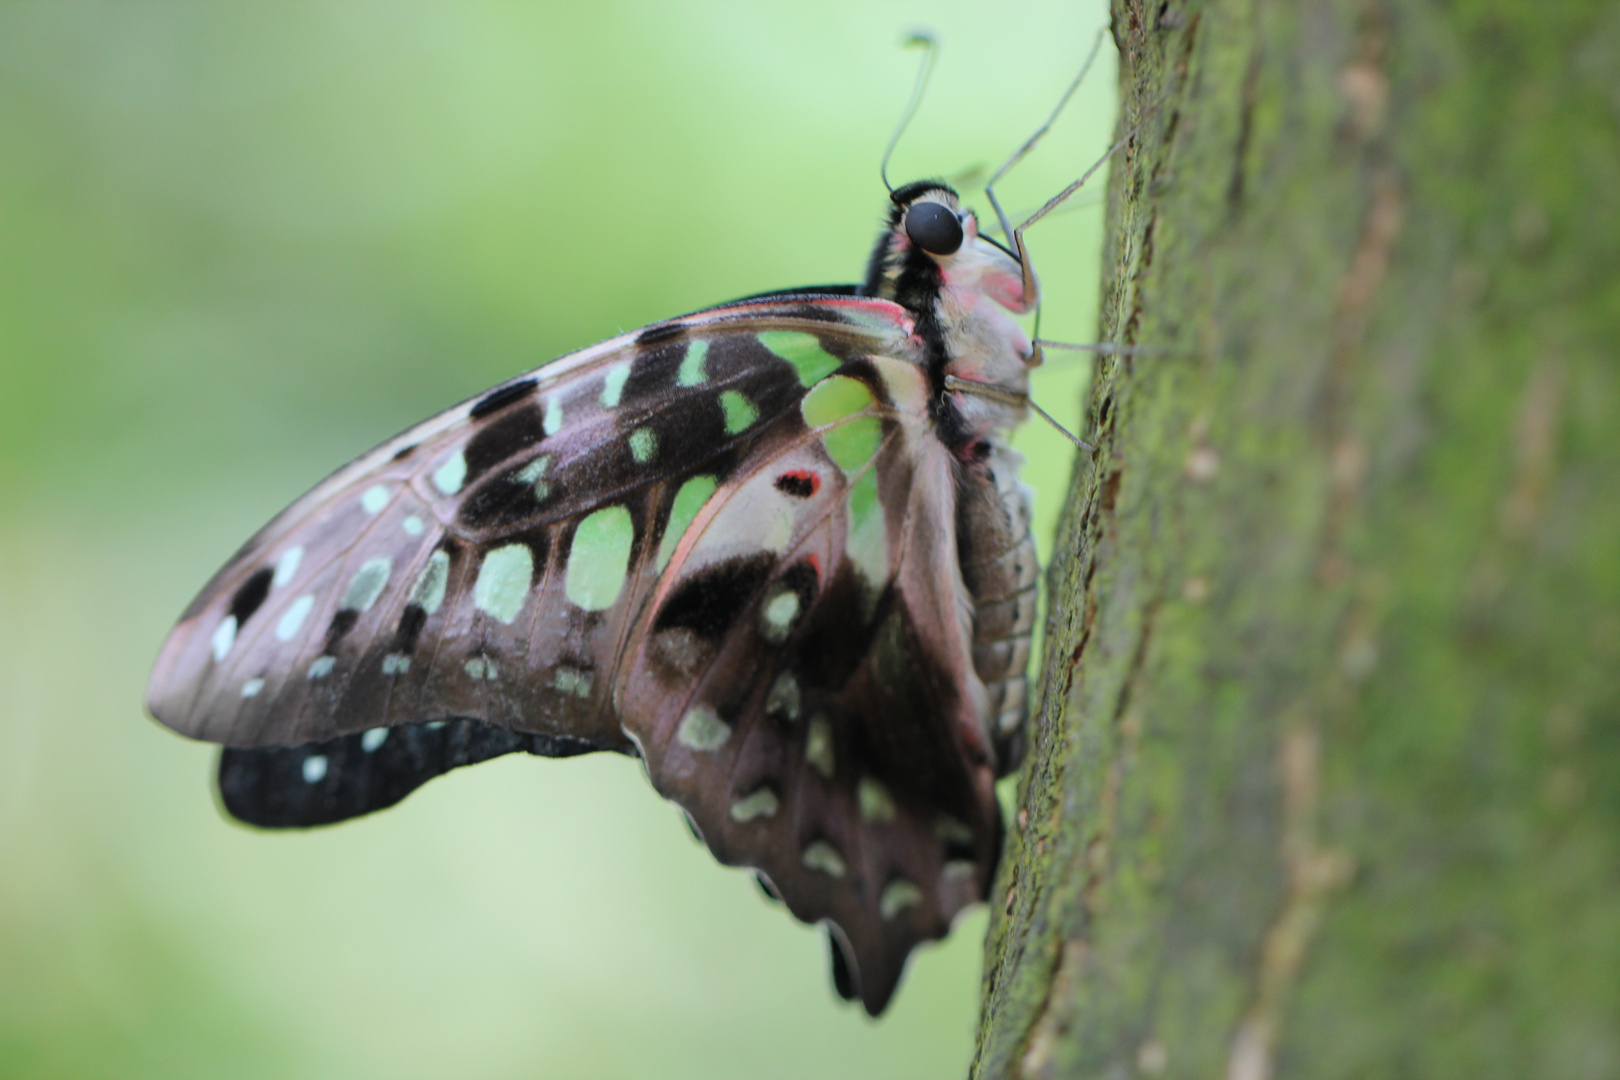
149;299;904;746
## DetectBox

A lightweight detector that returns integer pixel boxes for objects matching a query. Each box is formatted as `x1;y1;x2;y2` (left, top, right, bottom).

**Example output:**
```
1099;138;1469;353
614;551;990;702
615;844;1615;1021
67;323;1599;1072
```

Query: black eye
904;201;964;255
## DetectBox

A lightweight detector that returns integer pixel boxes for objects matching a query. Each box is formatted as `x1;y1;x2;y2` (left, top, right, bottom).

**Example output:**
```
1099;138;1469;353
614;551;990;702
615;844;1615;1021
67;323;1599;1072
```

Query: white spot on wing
211;616;237;663
433;449;467;495
880;880;922;920
240;677;265;698
361;485;389;514
730;788;779;822
381;653;410;675
761;590;800;643
402;515;425;537
677;706;730;752
361;727;388;752
272;546;304;588
551;667;592;698
302;755;328;783
307;655;336;679
276;594;315;642
765;672;800;721
802;841;846;878
857;777;897;823
805;714;834;777
543;394;562;435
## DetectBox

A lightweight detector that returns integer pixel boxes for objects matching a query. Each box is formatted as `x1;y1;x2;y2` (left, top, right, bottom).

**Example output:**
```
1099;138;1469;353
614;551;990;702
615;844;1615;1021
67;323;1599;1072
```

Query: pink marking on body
981;268;1031;312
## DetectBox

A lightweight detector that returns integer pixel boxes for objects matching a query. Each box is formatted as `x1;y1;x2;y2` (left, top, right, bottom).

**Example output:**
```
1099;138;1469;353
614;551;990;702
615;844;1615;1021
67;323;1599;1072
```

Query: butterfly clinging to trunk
145;33;1122;1015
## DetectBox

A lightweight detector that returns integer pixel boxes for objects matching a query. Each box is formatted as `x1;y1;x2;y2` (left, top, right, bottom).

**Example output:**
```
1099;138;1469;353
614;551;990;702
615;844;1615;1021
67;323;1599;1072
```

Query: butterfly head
868;182;1039;321
868;183;1040;444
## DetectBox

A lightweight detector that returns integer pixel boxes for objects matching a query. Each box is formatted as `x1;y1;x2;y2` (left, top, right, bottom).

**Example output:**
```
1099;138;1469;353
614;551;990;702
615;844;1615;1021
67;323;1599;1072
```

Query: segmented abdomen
955;442;1037;776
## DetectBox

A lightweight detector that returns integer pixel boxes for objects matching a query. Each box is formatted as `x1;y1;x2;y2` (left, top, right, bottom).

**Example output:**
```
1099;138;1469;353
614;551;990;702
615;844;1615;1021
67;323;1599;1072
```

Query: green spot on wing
432;451;467;495
629;427;658;463
658;474;718;570
340;557;393;613
758;330;841;386
677;339;709;386
474;543;533;624
600;363;631;408
846;469;887;589
719;390;759;435
408;551;450;614
822;416;884;474
800;375;875;428
515;454;551;483
566;505;634;610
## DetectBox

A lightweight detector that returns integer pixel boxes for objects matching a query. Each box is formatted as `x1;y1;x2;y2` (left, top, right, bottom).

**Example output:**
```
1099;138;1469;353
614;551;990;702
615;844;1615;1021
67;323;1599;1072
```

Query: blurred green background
0;3;1113;1077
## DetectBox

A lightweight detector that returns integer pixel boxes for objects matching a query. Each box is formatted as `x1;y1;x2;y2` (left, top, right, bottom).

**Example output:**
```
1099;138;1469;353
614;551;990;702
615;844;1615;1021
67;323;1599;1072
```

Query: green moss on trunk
974;2;1620;1077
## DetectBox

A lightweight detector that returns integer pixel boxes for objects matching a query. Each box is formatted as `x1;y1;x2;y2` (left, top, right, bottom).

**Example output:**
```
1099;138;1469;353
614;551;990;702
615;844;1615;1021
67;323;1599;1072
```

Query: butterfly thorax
862;182;1040;453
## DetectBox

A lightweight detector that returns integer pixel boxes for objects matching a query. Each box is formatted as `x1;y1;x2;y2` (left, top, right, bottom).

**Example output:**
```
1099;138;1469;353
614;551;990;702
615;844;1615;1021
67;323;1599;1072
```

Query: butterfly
144;39;1112;1011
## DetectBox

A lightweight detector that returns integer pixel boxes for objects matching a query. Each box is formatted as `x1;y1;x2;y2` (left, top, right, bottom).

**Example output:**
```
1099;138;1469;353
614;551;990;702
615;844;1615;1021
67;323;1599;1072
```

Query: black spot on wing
779;560;820;610
774;470;818;498
795;570;887;691
721;284;861;304
635;321;687;346
469;377;538;419
217;719;605;828
621;341;686;404
392;603;428;653
458;472;541;529
772;303;862;326
827;927;859;1002
229;568;274;627
654;553;775;640
324;608;359;650
463;406;547;481
754;872;783;904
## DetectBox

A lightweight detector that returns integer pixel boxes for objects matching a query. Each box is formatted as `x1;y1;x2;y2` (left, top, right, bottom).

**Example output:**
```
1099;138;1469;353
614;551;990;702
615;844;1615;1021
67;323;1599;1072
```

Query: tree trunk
973;2;1620;1077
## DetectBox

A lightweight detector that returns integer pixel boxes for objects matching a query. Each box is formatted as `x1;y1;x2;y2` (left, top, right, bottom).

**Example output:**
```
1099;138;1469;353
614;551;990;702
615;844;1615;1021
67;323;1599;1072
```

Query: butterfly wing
146;295;1004;1013
617;351;1001;1014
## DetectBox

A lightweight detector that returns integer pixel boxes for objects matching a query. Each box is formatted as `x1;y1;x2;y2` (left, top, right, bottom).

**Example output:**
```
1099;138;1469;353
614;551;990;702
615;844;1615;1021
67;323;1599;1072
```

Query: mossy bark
973;2;1620;1077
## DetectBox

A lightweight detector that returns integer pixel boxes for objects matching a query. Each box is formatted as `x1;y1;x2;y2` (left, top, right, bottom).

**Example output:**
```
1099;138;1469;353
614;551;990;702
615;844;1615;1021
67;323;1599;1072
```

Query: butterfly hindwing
218;719;597;828
619;354;1001;1012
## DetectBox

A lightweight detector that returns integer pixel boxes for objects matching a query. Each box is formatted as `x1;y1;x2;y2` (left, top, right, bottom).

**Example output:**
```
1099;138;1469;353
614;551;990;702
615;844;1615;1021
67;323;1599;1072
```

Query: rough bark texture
973;2;1620;1077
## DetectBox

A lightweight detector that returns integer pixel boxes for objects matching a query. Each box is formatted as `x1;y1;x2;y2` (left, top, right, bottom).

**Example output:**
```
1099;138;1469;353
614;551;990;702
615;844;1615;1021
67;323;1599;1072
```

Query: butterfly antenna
881;31;940;195
984;27;1106;248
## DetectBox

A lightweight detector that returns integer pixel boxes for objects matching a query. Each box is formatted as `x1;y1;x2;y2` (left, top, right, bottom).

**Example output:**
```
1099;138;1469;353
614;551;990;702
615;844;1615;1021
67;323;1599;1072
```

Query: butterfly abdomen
955;441;1037;773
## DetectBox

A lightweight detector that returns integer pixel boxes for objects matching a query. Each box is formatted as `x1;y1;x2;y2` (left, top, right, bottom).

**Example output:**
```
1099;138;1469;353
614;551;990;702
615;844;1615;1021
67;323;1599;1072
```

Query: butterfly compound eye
904;201;964;255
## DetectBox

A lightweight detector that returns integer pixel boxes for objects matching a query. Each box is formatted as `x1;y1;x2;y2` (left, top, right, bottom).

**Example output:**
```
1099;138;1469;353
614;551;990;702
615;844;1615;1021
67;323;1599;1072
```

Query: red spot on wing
774;469;820;498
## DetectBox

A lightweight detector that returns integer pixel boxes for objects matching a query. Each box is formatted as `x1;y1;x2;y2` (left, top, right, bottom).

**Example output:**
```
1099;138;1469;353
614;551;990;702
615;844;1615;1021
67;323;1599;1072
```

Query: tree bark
973;2;1620;1077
